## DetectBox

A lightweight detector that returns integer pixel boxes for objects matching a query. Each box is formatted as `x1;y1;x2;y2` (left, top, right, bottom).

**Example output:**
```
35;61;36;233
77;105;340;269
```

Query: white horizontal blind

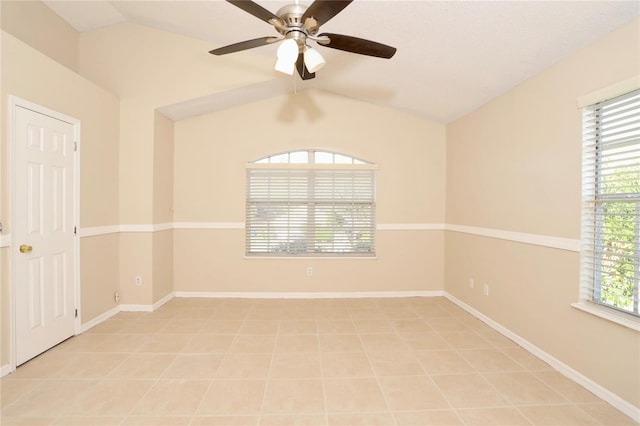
246;165;376;257
581;88;640;317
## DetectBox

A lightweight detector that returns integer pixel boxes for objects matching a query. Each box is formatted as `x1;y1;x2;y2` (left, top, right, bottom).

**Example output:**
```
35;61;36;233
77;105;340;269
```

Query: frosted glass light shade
277;38;299;61
304;47;325;73
275;57;295;75
274;38;299;75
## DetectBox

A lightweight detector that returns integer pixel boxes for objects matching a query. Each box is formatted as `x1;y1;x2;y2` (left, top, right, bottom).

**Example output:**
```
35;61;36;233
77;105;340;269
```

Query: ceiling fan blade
296;53;316;80
302;0;353;27
209;36;281;55
226;0;283;25
317;33;397;59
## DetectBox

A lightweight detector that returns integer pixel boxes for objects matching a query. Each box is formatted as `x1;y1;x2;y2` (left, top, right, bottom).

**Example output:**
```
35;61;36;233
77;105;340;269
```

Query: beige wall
153;111;174;224
0;0;79;72
153;231;174;303
117;99;155;224
77;22;275;305
172;90;446;294
118;233;152;305
172;90;446;224
445;18;640;407
0;248;9;364
80;234;119;319
152;112;174;303
115;98;155;305
1;31;120;365
112;100;175;306
77;22;446;299
78;22;276;104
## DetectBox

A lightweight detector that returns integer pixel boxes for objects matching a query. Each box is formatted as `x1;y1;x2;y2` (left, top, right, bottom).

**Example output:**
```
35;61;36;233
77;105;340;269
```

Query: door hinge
74;141;78;151
75;309;78;318
74;226;77;236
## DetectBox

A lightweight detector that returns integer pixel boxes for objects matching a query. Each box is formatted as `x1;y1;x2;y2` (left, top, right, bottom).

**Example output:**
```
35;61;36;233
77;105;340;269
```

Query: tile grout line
190;305;247;424
449;327;534;425
355;307;406;426
315;316;331;426
258;314;280;424
409;305;467;425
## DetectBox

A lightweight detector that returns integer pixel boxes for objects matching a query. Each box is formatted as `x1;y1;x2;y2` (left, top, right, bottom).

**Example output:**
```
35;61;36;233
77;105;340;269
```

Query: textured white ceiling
44;0;639;123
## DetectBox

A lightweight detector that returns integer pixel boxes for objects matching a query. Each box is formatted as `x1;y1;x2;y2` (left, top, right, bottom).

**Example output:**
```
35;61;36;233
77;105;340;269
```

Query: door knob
19;244;32;253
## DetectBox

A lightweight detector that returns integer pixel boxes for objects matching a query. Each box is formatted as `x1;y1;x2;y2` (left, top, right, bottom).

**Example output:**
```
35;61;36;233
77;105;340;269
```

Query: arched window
246;150;376;256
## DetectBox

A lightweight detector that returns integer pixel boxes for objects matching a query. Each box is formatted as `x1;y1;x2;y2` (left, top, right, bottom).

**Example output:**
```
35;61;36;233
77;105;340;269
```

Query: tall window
246;150;376;257
581;88;640;317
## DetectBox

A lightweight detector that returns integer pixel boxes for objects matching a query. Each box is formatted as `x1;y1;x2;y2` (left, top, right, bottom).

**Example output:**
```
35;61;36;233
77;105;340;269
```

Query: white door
13;104;77;366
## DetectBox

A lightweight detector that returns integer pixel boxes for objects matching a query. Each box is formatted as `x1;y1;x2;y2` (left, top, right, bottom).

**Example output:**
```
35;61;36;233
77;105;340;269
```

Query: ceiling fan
209;0;397;80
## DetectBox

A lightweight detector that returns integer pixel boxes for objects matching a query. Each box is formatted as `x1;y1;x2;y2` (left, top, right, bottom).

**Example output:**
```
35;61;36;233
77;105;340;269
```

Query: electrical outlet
135;276;142;285
483;283;490;296
306;267;313;277
114;291;120;303
469;278;474;289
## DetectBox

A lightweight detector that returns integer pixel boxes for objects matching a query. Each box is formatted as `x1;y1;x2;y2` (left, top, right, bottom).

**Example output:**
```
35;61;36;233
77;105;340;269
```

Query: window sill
244;256;378;260
571;302;640;332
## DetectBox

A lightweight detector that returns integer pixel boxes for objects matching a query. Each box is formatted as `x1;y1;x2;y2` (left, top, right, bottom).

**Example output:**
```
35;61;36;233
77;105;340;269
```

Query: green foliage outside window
597;166;640;313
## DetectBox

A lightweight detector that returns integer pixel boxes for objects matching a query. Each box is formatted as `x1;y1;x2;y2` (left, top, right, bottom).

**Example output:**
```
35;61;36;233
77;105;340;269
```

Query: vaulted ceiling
44;0;639;123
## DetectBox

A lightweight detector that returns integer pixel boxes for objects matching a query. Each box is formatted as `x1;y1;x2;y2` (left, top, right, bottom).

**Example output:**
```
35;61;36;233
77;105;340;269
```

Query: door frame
9;96;81;372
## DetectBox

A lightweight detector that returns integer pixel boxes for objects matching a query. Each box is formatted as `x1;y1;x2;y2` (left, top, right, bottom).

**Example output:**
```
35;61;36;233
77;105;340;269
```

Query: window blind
246;166;376;256
581;88;640;317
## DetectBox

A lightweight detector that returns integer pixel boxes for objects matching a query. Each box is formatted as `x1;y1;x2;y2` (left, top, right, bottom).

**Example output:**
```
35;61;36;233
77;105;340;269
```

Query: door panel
14;105;77;366
27;257;44;329
27;162;42;235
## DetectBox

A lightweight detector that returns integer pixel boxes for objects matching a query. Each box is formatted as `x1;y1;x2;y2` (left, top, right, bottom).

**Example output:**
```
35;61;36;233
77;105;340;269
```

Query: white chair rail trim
446;224;580;252
76;222;580;252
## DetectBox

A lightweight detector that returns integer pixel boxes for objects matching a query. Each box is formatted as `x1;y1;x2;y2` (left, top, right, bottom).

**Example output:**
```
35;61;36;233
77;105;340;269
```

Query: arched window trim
252;149;372;165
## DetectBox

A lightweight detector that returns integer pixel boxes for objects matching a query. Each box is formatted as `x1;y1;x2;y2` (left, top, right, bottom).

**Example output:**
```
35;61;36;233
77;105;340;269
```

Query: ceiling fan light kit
274;57;295;75
303;47;325;73
209;0;397;80
275;38;299;75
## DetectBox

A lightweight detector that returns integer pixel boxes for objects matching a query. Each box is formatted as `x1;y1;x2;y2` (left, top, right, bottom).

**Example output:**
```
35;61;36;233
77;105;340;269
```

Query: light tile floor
1;297;637;426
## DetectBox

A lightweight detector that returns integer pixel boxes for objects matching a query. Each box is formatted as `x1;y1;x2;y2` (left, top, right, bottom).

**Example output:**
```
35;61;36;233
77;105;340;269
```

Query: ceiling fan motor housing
274;3;320;52
276;4;307;28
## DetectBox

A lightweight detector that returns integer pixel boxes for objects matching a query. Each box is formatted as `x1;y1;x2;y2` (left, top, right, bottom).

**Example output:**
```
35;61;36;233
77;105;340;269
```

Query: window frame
245;149;377;258
579;87;640;325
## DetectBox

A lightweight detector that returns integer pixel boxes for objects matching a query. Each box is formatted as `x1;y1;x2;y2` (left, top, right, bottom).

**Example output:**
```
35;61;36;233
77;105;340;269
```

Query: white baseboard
0;363;13;378
444;292;640;423
80;305;121;333
119;304;154;312
0;233;11;248
118;293;175;312
78;294;174;333
173;290;444;299
77;290;442;337
153;292;174;310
